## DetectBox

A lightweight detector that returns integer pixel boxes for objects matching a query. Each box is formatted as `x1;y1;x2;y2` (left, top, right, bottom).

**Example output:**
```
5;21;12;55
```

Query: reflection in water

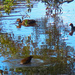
0;0;75;75
16;23;21;28
0;22;74;74
69;30;74;36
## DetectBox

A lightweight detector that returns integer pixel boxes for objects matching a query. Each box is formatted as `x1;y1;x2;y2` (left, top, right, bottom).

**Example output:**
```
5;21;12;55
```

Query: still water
0;0;75;75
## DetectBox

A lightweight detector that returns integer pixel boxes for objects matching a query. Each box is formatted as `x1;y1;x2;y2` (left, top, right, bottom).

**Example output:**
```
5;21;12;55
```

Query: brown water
0;0;75;75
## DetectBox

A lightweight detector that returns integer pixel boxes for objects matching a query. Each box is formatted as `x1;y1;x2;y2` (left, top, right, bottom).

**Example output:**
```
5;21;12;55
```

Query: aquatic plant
4;0;14;14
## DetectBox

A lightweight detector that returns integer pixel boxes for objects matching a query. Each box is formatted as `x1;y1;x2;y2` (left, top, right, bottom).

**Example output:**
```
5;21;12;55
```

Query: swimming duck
69;23;75;30
20;56;33;64
16;18;36;26
69;23;75;36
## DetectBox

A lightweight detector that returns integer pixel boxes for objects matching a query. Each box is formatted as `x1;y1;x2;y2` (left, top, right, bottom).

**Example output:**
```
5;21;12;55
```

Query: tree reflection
0;17;74;74
0;0;75;75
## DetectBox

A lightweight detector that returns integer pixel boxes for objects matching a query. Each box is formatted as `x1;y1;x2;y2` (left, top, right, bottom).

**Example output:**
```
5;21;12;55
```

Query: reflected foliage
0;0;73;15
0;62;74;75
0;19;74;74
0;0;75;75
0;33;31;58
4;0;14;14
15;64;69;75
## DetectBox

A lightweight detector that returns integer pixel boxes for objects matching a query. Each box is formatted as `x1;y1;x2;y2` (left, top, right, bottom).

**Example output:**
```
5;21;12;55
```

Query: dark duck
16;18;36;26
20;56;33;64
69;23;75;30
69;23;75;36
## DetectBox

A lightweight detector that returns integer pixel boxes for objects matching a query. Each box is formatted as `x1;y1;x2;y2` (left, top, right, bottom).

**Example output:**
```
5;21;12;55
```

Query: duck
69;23;75;36
20;56;33;64
16;18;36;26
69;23;75;30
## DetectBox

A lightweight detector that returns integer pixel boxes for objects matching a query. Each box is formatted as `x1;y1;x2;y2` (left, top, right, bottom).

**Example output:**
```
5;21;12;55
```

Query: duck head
69;23;73;27
16;18;22;23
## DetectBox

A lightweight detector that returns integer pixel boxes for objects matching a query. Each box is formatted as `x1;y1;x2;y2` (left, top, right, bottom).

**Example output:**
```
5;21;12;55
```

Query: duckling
16;18;36;26
20;56;33;64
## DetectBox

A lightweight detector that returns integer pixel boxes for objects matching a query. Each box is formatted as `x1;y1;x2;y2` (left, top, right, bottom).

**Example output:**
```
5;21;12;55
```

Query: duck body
20;56;33;64
16;18;36;26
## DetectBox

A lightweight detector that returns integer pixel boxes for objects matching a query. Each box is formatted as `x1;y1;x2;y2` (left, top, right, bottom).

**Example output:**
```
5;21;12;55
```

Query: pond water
0;0;75;75
61;1;75;48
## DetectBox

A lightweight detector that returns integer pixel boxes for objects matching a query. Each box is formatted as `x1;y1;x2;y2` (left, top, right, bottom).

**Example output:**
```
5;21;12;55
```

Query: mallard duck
20;56;33;64
16;18;36;26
